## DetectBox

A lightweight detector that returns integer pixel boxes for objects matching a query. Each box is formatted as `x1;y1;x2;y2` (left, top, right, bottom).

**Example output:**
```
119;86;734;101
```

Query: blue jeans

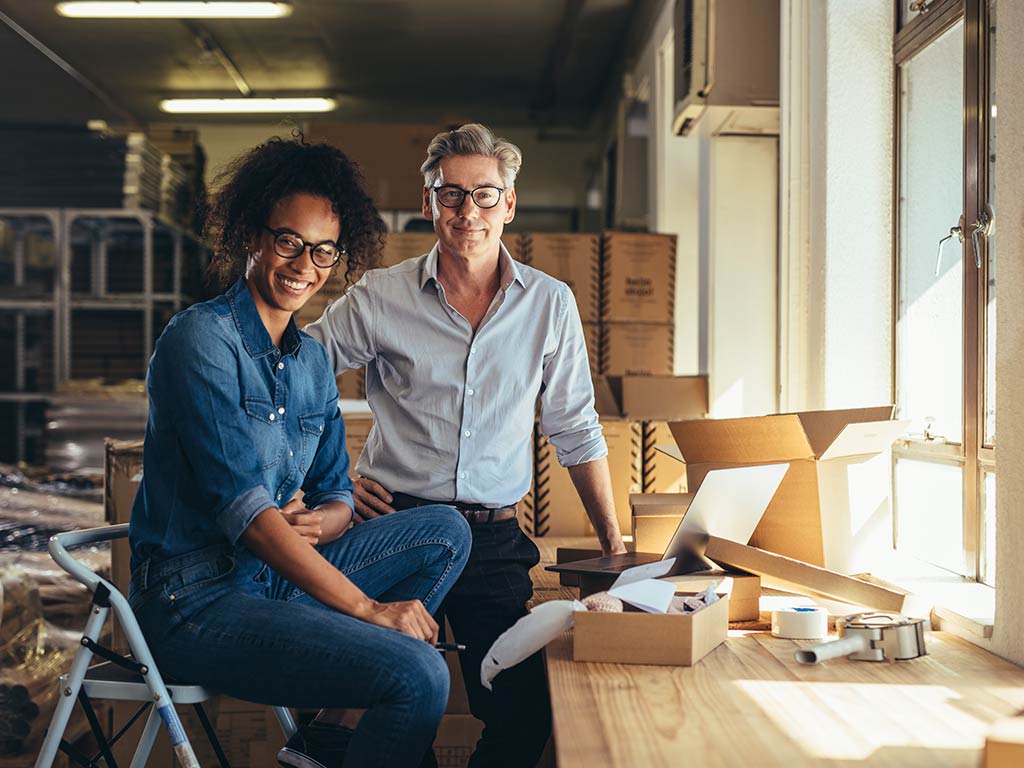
129;506;471;767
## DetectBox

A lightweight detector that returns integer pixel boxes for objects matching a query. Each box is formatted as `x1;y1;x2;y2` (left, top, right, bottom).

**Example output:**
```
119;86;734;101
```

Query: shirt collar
420;240;526;291
226;278;302;359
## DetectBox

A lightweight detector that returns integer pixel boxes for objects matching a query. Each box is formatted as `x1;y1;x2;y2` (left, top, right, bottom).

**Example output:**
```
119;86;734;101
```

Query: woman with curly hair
128;136;471;768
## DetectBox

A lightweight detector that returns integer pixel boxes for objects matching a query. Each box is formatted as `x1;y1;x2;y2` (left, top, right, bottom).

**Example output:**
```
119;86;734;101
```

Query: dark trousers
395;500;551;768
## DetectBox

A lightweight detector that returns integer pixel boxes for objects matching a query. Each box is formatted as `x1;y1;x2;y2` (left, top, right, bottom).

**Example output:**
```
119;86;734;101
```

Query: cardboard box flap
630;492;694;516
794;406;896;458
819;419;909;460
595;375;708;421
668;415;814;464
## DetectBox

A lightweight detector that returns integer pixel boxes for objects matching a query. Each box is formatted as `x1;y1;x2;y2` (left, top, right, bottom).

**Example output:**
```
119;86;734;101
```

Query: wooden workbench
530;537;1024;767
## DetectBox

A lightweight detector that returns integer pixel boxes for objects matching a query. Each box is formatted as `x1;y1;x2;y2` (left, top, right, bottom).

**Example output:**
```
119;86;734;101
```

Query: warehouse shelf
0;207;210;464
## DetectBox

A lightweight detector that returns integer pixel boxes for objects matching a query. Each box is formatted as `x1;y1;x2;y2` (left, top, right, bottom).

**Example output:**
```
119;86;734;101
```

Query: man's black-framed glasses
264;226;345;269
432;185;505;209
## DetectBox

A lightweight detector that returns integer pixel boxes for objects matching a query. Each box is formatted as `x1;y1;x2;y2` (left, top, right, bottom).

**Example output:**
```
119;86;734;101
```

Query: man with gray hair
306;123;625;767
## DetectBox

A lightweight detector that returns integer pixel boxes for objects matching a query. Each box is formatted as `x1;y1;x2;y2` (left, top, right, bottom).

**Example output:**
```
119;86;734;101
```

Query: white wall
783;0;893;412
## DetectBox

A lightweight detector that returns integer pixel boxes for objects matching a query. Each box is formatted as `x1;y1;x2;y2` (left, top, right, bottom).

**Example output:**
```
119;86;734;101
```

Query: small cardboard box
667;406;908;568
520;233;601;323
601;232;676;324
984;716;1024;768
573;593;728;666
527;418;640;537
598;322;674;376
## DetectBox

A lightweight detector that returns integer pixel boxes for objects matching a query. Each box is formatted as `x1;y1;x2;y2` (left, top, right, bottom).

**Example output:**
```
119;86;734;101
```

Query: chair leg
128;707;161;768
33;606;107;768
192;703;231;768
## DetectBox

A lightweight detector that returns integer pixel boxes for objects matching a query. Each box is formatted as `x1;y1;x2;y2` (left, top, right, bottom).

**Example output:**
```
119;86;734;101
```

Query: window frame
891;0;993;581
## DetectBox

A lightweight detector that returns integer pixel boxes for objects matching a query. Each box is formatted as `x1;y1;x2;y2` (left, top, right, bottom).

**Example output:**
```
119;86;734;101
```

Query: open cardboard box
664;406;908;569
573;591;729;666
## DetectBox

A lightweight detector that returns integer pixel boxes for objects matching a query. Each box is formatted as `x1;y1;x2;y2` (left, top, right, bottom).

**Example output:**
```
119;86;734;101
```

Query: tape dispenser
794;611;928;665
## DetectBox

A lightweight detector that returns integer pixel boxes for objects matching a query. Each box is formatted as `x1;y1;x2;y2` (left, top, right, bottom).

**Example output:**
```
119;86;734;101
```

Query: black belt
390;492;518;524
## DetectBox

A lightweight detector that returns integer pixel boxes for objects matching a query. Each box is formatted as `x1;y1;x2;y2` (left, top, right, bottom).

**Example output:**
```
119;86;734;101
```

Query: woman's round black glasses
432;185;505;209
264;226;345;269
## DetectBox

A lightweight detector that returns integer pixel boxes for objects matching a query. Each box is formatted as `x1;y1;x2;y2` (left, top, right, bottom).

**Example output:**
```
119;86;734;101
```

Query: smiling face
245;192;340;330
422;154;516;264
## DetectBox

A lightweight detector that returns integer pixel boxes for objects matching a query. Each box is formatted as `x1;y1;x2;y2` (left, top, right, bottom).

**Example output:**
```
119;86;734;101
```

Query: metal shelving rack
0;207;210;464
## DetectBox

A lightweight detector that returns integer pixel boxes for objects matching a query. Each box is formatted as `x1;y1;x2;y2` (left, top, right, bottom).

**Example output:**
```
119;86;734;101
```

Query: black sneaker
277;721;355;768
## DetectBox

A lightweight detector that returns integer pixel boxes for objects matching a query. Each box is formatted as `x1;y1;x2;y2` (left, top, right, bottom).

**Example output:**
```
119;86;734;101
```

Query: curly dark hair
204;133;385;290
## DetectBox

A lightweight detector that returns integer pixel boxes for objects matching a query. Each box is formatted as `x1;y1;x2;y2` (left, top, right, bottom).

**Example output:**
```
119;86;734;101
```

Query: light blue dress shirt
305;241;606;507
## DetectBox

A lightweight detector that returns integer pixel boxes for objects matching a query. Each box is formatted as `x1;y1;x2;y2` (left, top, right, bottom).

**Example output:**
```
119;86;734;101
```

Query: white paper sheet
609;557;676;590
609;578;676;613
480;600;584;690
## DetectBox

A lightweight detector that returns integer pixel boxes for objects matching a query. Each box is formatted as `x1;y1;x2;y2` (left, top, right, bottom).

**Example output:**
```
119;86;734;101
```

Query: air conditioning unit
672;0;780;137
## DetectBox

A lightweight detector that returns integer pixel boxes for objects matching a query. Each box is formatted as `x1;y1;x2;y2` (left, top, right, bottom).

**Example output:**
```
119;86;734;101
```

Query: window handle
935;215;965;277
969;203;995;269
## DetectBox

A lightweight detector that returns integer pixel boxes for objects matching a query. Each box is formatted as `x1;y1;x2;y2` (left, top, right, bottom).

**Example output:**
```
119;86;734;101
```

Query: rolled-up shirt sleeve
301;374;355;510
149;314;275;544
539;286;607;467
303;274;377;374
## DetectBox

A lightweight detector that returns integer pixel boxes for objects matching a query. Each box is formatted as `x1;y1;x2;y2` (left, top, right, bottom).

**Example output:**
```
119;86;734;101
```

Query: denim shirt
129;278;353;570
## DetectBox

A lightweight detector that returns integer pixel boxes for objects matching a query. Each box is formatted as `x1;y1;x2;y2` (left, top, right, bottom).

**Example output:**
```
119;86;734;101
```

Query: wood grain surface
530;536;1024;768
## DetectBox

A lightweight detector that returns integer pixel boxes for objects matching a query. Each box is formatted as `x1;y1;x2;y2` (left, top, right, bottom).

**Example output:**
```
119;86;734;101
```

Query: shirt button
289;450;294;457
277;407;285;415
464;430;471;438
319;424;324;432
269;413;276;422
459;471;467;480
470;347;476;355
277;362;285;370
276;493;282;501
467;388;475;396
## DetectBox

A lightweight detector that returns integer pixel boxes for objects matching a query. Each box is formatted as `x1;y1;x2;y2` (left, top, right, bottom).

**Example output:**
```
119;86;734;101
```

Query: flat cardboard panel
704;536;913;613
529;418;639;537
520;233;600;323
685;459;824;565
818;419;908;461
599;323;674;376
668;415;815;464
794;406;895;458
595;375;708;421
573;593;728;666
601;232;676;323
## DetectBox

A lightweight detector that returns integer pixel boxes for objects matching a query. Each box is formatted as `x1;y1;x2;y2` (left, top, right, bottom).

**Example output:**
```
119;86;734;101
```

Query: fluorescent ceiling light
56;2;292;18
160;97;336;114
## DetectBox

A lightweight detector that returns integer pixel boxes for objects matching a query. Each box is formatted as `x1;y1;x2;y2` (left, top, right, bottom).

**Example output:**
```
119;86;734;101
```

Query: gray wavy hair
420;123;523;189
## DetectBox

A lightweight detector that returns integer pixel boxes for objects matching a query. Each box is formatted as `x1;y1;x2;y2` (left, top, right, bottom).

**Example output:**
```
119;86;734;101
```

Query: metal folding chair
34;524;298;768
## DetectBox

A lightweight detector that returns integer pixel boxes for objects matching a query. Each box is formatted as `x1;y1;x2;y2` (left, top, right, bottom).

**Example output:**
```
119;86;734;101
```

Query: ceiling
0;0;647;131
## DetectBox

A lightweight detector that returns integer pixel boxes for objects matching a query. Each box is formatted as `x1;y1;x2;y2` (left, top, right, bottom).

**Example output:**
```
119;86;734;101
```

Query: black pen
435;642;466;652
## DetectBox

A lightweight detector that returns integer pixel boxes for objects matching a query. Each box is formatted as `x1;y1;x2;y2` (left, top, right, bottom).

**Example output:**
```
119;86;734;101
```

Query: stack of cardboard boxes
518;231;703;538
